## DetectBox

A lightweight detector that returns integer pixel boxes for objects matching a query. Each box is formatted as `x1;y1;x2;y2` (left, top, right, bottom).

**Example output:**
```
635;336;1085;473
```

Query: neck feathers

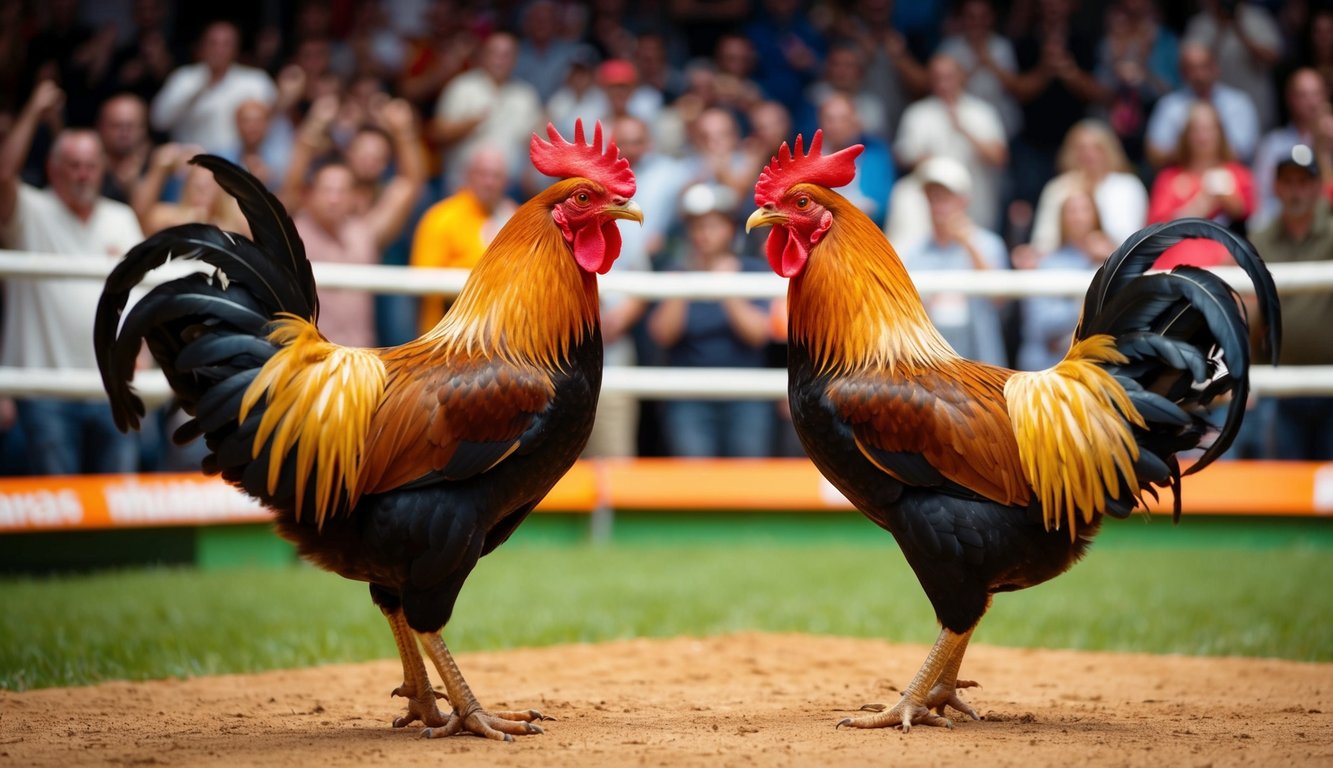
422;194;599;369
789;197;954;374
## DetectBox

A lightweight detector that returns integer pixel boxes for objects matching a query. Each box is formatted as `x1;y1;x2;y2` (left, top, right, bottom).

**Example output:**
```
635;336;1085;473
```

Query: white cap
915;156;972;197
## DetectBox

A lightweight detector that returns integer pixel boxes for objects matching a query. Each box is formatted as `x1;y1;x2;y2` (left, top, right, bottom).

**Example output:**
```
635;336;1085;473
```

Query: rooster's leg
383;609;449;728
839;627;975;733
924;629;980;720
416;631;547;741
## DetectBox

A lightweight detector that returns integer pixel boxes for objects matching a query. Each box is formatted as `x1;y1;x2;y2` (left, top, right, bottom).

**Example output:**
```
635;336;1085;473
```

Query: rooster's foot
926;678;980;720
391;684;449;728
837;696;953;733
421;707;548;742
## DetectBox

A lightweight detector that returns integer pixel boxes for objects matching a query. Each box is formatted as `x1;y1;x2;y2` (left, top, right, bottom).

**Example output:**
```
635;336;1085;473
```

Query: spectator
895;53;1008;232
96;93;151;204
581;115;658;459
132;142;248;237
149;20;277;154
992;0;1106;209
283;93;426;220
1029;119;1148;254
290;99;424;348
104;0;175;105
219;99;290;191
711;33;766;121
744;100;794;168
1248;144;1333;459
1012;190;1114;371
681;107;760;221
648;184;774;457
548;47;609;138
1147;101;1256;269
744;0;826;121
0;82;144;475
409;144;518;333
1252;69;1331;230
819;93;895;228
1144;42;1260;167
804;43;888;141
1183;0;1282;131
631;32;684;113
396;0;479;114
598;59;642;123
22;0;109;127
830;0;929;140
514;0;582;103
899;157;1009;367
1095;0;1180;168
936;0;1022;139
1305;9;1333;104
432;32;542;194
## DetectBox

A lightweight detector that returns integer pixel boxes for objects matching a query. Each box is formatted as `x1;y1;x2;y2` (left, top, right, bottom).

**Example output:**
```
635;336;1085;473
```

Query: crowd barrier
1;250;1330;534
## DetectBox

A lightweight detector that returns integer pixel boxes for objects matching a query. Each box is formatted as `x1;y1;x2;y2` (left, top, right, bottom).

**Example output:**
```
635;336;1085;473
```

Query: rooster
94;121;642;741
746;132;1280;732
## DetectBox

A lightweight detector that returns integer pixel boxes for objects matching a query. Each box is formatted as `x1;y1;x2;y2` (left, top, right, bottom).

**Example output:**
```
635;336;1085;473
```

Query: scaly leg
838;627;975;733
383;609;448;728
417;631;547;741
924;628;979;720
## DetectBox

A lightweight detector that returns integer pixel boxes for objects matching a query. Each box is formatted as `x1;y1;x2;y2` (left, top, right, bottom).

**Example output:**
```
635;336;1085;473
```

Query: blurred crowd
1;0;1331;474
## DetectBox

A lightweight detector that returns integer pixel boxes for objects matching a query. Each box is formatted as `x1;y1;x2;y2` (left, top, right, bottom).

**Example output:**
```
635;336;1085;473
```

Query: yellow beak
746;208;788;233
605;199;644;225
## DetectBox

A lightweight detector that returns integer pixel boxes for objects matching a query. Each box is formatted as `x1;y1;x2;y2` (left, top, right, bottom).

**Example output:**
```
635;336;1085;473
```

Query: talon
836;718;851;729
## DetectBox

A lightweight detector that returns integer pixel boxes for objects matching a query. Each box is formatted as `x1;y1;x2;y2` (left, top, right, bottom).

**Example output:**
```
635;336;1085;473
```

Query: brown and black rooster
94;121;641;740
746;132;1280;731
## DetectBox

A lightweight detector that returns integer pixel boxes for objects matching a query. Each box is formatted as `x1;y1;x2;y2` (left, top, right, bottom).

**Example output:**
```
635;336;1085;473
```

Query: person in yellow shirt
409;144;517;331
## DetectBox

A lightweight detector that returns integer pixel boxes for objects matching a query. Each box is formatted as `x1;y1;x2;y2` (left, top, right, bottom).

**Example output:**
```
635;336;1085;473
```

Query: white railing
1;249;1330;403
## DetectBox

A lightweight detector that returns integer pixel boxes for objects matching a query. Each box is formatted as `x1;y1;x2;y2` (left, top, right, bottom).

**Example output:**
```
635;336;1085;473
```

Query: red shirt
1147;162;1255;268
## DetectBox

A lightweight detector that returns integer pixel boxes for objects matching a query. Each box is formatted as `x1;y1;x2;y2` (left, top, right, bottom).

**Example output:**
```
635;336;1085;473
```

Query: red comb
753;130;863;205
530;119;636;198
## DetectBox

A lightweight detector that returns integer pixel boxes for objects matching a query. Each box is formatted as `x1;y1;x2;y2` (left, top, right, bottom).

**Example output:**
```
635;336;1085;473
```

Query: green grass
3;538;1331;691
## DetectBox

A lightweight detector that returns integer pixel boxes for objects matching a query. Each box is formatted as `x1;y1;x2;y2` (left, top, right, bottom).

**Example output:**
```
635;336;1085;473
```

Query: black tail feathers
94;156;315;432
1075;218;1281;506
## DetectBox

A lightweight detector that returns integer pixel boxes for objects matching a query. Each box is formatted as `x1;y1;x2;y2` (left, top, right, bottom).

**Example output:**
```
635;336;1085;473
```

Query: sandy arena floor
2;633;1330;767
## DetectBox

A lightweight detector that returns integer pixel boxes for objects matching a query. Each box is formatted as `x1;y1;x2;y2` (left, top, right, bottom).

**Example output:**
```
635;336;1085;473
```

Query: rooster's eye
575;192;590;205
796;197;810;209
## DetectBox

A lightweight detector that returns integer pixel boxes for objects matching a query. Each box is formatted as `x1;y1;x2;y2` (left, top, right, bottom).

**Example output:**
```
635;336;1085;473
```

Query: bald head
464;145;511;210
48;130;106;217
1180;42;1219;96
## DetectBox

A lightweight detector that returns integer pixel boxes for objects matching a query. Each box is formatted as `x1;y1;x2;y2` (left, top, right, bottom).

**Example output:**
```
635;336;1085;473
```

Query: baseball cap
915;156;972;197
1276;143;1319;178
598;59;637;86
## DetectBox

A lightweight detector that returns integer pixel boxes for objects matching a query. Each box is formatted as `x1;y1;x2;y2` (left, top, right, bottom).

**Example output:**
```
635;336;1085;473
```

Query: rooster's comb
530;119;635;198
753;130;863;206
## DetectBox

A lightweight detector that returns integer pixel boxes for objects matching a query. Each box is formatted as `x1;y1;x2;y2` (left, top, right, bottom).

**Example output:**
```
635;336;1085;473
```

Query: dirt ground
2;633;1330;768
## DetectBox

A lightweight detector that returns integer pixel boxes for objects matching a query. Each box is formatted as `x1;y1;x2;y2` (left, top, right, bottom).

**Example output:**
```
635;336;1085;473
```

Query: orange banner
0;459;1328;533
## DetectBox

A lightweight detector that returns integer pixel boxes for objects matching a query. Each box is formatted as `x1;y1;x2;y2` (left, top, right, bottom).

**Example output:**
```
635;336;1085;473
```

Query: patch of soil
2;633;1330;767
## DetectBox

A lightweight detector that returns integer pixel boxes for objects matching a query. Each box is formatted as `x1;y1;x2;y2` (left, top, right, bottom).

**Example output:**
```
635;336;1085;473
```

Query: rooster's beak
746;208;788;233
605;200;644;225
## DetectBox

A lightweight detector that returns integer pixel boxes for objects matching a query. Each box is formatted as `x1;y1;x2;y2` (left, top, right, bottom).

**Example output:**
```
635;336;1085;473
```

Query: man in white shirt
895;53;1009;232
1;82;146;475
432;32;543;194
150;20;277;153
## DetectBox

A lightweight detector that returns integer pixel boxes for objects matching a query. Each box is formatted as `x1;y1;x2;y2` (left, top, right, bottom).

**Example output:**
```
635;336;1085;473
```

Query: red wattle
765;227;808;278
573;222;608;273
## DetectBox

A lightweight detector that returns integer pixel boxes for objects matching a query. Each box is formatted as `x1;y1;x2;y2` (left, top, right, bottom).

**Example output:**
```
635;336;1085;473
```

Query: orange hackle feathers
787;191;953;375
1004;335;1147;540
530;120;635;198
754;130;863;206
239;315;387;527
417;178;600;369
